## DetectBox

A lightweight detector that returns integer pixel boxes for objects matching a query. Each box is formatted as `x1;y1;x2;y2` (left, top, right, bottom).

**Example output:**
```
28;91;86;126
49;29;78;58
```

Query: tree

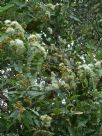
0;0;102;135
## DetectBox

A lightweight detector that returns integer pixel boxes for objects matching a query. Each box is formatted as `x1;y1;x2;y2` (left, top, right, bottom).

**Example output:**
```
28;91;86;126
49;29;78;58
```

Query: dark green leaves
0;4;14;13
96;50;102;59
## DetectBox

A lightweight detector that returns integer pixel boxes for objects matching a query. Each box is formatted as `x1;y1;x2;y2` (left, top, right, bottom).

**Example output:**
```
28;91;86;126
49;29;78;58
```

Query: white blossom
10;40;15;46
47;3;56;10
25;0;29;2
45;11;51;18
4;20;11;26
78;64;93;76
36;33;41;40
28;34;47;57
6;27;15;34
11;21;24;33
59;79;65;86
58;36;66;44
10;39;25;55
28;34;41;43
88;63;94;69
95;61;101;69
40;114;52;127
62;99;66;105
51;72;59;89
47;37;51;42
11;21;20;27
15;39;24;46
48;27;53;34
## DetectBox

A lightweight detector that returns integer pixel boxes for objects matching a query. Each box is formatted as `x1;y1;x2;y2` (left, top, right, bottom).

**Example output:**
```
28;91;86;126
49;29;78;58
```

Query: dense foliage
0;0;102;135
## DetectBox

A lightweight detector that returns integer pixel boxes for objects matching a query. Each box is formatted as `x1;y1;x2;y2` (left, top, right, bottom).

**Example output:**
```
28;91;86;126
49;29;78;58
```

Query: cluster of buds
5;20;25;39
40;114;52;127
59;63;76;90
15;101;25;113
77;61;102;89
78;62;102;78
9;38;25;56
1;20;25;57
28;34;41;44
46;3;56;11
27;34;47;58
78;64;94;76
1;20;47;59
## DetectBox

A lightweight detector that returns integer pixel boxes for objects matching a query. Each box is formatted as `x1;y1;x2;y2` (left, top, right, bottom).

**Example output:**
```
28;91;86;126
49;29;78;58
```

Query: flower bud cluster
28;34;47;58
5;20;25;39
15;101;25;113
46;3;56;11
77;61;102;88
59;63;76;90
1;20;47;59
1;20;25;56
10;39;25;56
40;114;52;127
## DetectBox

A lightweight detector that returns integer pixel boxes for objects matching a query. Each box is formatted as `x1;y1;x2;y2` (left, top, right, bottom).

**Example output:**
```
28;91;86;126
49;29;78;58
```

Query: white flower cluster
28;34;47;58
46;72;59;91
59;63;76;90
40;114;52;127
28;34;41;43
78;61;102;89
4;20;25;39
47;27;53;34
10;39;25;56
78;64;93;76
58;36;67;45
25;0;30;2
95;61;101;69
2;20;47;59
78;61;102;76
2;20;25;56
46;3;56;10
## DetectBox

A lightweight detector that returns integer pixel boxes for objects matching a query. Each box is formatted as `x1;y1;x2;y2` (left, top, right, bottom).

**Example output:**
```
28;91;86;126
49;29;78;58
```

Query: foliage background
0;0;102;136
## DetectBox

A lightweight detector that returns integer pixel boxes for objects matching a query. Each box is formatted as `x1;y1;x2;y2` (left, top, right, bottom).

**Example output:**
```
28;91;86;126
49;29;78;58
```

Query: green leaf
96;50;102;59
68;127;76;136
10;110;19;118
69;15;81;22
0;118;7;133
22;111;33;129
0;34;8;43
27;91;44;97
0;4;14;13
99;125;102;135
29;109;39;116
85;43;95;50
69;95;80;100
78;120;88;128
